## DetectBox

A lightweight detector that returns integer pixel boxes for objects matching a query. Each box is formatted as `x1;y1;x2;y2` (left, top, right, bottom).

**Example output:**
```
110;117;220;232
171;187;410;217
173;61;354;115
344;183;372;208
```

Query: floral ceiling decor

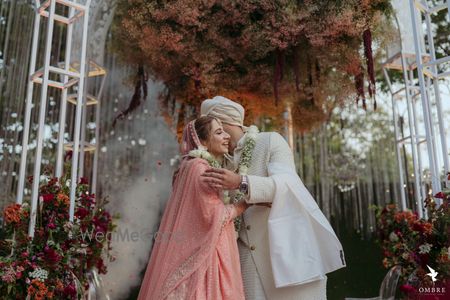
113;0;393;131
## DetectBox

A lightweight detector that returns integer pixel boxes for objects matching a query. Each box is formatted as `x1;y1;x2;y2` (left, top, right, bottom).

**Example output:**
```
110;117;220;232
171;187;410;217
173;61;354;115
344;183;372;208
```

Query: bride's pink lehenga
137;157;245;300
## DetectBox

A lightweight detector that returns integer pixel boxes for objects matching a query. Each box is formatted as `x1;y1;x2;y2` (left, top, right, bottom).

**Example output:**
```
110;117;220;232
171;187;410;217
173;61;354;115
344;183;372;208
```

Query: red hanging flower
434;192;446;199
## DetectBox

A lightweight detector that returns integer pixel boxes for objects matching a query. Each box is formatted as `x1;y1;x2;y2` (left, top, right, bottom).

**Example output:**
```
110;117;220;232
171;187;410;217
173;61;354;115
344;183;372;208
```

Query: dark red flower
48;177;58;186
41;194;55;203
412;222;424;232
44;245;61;264
75;207;90;220
96;258;107;274
399;284;416;294
434;192;446;199
64;151;73;162
79;177;89;185
418;253;429;266
63;283;77;297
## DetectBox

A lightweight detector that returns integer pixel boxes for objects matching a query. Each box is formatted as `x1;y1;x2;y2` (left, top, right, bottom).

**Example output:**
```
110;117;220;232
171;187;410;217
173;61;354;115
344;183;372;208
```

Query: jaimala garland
188;125;259;231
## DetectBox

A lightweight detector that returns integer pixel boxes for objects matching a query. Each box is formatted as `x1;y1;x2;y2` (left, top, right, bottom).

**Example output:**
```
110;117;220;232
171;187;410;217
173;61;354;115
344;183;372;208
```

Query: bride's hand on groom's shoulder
201;167;241;190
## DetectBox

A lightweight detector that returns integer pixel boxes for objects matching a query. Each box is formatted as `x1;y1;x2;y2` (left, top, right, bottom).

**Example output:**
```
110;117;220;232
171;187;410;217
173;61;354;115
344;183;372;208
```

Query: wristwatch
239;175;249;194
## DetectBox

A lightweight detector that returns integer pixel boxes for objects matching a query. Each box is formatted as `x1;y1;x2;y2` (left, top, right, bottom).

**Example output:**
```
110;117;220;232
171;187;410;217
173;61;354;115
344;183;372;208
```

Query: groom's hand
202;168;241;190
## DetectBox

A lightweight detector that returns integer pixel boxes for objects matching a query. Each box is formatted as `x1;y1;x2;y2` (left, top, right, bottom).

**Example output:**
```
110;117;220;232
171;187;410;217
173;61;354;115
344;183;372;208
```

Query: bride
138;116;248;300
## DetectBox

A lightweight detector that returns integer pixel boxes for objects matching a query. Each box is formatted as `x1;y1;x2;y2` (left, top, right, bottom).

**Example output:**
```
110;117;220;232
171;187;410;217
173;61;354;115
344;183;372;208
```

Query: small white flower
239;166;249;175
76;248;87;255
419;243;432;254
28;268;48;281
188;149;220;168
189;149;202;157
246;125;259;139
389;232;399;242
63;221;73;231
197;144;208;151
222;190;231;204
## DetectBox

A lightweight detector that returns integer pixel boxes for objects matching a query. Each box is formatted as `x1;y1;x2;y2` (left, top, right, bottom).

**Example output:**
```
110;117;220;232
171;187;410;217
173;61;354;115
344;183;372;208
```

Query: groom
201;96;345;300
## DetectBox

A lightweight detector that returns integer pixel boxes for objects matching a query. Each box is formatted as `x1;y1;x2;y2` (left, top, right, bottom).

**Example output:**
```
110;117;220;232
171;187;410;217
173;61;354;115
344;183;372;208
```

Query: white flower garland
187;125;259;232
232;125;259;231
188;149;221;168
237;125;259;176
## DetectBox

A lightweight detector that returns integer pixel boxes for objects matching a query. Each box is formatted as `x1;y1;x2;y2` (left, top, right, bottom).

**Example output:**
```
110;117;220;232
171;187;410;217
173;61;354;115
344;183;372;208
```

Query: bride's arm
201;133;295;204
229;200;250;218
221;201;250;227
194;159;250;225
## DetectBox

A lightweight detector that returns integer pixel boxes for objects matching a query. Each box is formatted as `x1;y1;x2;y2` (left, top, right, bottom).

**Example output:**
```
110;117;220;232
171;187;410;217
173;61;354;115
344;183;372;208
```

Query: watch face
240;182;248;193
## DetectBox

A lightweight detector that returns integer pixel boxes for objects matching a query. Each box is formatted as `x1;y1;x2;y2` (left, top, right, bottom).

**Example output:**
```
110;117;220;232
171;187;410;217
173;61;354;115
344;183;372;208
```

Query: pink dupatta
138;120;244;300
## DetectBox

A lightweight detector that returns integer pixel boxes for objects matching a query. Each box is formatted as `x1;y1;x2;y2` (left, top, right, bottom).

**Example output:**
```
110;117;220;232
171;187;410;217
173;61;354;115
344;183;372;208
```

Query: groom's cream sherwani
232;131;329;300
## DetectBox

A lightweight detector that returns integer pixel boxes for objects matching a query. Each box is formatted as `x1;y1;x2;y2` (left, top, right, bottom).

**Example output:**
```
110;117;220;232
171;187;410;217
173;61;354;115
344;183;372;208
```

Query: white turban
200;96;245;127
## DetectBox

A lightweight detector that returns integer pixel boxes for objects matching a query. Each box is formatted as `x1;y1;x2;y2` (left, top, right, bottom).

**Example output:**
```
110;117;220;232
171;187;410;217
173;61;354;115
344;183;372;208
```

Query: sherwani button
250;245;256;251
246;225;251;230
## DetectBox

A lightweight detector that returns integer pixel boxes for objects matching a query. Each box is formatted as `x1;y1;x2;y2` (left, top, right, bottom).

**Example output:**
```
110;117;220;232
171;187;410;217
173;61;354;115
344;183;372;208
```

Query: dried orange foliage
113;0;392;130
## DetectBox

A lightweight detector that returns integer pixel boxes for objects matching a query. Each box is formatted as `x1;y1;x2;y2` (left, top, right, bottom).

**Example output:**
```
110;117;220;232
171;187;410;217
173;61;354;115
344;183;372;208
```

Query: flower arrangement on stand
0;168;118;299
375;189;450;298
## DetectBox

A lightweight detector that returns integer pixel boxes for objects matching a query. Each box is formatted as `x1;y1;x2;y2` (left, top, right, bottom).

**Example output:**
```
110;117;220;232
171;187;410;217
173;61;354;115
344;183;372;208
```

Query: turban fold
200;96;245;127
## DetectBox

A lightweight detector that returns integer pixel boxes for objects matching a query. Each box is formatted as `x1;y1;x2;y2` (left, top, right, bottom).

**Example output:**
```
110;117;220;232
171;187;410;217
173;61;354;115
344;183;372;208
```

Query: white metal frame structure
62;60;106;194
382;9;428;216
409;0;449;199
383;0;449;216
16;0;92;238
383;52;429;217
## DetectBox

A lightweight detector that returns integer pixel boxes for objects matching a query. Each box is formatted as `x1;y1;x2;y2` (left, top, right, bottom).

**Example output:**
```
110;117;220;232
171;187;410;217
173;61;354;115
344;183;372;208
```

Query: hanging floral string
354;65;366;109
363;28;377;110
112;64;148;127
